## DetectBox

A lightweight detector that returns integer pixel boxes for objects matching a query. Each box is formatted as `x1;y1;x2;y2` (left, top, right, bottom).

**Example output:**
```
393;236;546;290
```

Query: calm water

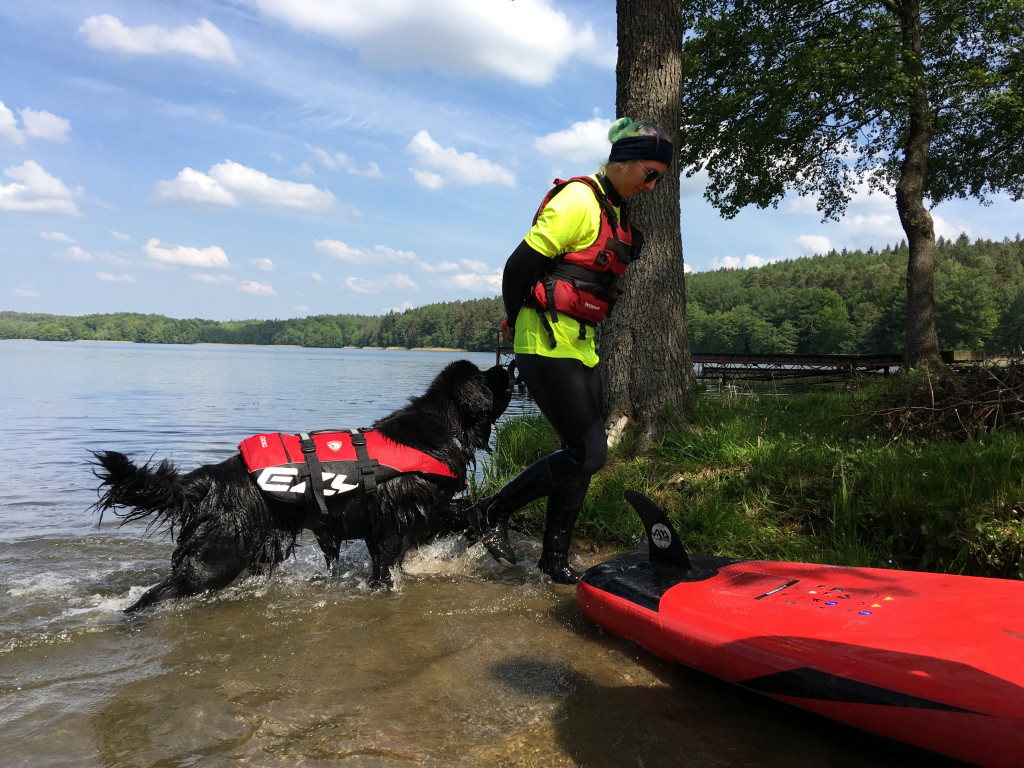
0;341;959;767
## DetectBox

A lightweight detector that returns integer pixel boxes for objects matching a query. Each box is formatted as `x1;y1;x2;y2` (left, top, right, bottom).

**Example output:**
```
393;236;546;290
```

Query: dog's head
430;360;512;451
373;360;513;461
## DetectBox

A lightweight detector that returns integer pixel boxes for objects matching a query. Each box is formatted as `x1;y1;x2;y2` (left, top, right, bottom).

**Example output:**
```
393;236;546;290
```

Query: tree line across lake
3;234;1021;355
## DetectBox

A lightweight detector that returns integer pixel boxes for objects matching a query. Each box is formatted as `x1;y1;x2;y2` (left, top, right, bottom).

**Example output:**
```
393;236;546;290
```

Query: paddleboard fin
624;490;692;570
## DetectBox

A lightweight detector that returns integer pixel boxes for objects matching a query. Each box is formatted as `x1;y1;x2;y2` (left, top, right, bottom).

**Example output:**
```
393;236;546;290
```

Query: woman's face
608;159;669;199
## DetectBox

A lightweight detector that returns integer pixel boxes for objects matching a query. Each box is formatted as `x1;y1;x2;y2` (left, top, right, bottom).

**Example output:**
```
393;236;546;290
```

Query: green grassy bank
473;371;1024;580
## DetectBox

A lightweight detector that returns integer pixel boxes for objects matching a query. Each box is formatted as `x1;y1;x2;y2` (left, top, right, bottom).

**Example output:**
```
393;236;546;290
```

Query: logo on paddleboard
650;523;672;549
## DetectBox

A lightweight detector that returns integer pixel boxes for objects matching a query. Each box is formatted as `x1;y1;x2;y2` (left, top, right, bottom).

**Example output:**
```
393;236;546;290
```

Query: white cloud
14;285;40;297
251;0;607;86
250;257;275;271
419;260;460;273
61;245;94;262
96;250;133;267
931;212;963;241
294;304;309;313
20;108;72;142
448;260;503;292
344;273;417;294
796;235;832;256
838;213;905;246
78;15;238;64
191;273;235;284
41;231;75;243
409;168;445;191
534;117;612;164
239;280;276;295
111;231;131;242
96;272;135;282
0;103;18;144
144;237;231;267
315;239;366;263
711;253;776;270
315;239;418;266
0;102;71;145
152;160;340;212
0;161;83;215
307;145;383;178
310;272;324;283
407;130;515;190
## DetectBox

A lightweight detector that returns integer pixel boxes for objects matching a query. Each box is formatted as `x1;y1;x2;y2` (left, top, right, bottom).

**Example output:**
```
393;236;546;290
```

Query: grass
473;379;1024;579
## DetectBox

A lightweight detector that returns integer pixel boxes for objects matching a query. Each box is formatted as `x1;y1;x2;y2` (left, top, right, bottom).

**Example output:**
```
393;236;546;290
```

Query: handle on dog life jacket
299;432;331;529
347;429;379;493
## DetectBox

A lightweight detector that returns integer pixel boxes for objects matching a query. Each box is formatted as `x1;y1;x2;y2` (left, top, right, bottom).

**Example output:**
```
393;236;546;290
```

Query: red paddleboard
576;491;1024;768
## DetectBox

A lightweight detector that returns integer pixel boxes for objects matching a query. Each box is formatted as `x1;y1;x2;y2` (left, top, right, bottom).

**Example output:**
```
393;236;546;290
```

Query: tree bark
603;0;694;448
895;0;945;372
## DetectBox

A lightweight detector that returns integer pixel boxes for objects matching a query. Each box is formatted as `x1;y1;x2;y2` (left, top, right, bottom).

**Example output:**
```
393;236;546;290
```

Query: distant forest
3;235;1022;355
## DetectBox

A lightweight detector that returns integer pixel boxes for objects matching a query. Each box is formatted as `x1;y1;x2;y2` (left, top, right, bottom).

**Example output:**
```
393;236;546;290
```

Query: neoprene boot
538;549;580;584
538;503;581;584
467;453;564;568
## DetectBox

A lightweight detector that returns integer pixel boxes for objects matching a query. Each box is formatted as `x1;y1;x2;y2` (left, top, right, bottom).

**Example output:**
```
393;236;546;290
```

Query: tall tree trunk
896;0;945;372
603;0;694;449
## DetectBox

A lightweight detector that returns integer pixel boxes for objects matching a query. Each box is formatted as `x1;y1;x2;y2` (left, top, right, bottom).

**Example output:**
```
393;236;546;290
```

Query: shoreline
0;339;470;353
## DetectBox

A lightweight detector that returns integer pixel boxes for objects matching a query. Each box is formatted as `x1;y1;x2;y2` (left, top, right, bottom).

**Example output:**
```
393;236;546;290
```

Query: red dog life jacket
526;176;634;347
238;430;460;516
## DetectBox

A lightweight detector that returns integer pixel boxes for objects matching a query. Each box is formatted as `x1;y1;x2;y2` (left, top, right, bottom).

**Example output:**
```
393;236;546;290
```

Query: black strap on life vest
299;429;382;529
299;432;330;529
347;428;379;493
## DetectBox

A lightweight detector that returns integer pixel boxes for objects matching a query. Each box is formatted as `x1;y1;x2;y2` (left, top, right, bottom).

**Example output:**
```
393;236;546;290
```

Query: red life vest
526;176;635;347
238;429;459;510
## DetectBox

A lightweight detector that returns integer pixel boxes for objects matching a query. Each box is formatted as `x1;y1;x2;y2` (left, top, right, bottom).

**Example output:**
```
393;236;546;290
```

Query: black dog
92;360;511;612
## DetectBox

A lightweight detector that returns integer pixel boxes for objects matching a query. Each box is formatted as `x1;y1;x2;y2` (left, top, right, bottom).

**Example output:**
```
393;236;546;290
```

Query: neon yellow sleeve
523;179;603;258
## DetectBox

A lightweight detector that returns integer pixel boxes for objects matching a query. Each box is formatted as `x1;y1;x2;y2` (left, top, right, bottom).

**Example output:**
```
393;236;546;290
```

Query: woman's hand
500;317;515;343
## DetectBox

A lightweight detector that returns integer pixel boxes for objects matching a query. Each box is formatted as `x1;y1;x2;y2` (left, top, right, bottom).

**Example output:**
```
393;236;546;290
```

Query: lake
0;340;960;767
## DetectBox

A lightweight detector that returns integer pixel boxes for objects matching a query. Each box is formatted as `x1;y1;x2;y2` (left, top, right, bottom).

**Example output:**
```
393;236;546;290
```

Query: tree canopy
679;0;1024;215
677;0;1024;369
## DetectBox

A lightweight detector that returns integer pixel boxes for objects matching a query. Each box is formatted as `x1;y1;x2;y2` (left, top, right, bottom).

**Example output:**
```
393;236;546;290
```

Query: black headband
608;135;673;166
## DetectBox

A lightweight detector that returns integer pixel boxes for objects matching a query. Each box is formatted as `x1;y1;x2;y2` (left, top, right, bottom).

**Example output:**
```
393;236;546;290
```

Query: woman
470;117;673;584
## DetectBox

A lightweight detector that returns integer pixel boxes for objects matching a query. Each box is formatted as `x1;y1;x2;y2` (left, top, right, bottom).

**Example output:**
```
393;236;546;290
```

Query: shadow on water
481;598;974;768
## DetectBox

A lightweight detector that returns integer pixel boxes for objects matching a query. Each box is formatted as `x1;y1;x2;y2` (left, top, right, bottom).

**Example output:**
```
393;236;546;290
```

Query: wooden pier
692;352;903;381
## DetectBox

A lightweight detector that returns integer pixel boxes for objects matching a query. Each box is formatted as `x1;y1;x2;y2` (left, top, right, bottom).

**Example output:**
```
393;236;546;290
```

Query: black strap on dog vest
298;429;383;529
299;432;330;529
347;428;379;493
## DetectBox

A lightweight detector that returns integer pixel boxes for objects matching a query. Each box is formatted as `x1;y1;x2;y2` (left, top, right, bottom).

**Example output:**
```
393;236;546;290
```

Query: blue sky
2;0;1022;322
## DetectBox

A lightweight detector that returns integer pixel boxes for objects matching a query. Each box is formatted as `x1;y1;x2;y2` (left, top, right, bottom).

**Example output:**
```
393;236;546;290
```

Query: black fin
624;490;692;570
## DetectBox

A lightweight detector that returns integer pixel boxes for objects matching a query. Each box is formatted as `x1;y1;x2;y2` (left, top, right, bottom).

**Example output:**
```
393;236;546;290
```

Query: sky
2;0;1022;322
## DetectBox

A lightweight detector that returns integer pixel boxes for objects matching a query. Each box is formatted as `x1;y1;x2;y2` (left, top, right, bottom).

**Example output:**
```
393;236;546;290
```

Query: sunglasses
636;159;665;186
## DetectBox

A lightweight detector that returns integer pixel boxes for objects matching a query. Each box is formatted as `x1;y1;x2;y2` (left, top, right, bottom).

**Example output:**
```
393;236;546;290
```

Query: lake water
0;340;962;767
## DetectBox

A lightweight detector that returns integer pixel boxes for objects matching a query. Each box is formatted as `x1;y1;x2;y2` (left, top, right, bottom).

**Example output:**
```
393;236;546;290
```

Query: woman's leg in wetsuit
469;353;606;582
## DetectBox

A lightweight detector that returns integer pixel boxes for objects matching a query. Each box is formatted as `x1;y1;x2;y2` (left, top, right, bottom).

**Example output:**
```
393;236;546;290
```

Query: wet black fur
91;360;511;612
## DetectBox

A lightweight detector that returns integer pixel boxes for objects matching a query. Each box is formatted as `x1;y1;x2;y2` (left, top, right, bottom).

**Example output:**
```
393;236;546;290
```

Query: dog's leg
124;577;189;613
367;529;406;590
124;544;251;612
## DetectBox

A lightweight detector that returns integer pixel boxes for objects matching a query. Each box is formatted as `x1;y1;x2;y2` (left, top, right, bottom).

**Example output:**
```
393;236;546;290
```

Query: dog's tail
90;450;189;533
